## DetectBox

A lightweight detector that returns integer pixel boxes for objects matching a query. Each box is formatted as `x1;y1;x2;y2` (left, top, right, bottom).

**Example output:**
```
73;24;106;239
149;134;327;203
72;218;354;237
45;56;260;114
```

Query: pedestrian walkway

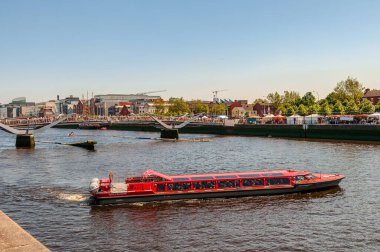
0;210;50;252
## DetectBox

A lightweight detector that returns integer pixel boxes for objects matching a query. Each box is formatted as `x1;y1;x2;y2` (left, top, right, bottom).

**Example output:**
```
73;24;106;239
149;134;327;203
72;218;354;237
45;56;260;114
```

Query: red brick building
252;102;275;117
363;89;380;105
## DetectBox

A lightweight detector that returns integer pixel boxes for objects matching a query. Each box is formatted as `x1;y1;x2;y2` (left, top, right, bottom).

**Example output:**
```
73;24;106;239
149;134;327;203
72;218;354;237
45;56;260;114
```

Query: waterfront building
21;105;39;117
363;89;380;105
10;97;27;106
94;94;161;116
7;106;20;118
187;100;213;114
243;104;257;117
231;107;246;118
253;102;275;117
55;95;81;115
231;104;257;118
0;105;7;119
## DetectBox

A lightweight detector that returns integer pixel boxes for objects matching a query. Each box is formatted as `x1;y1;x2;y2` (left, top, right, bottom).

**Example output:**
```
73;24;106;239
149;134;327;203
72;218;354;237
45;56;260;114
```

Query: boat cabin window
242;179;264;186
168;183;191;191
306;174;315;179
265;178;290;185
262;173;284;176
238;174;260;178
191;176;215;180
156;184;166;192
217;180;240;188
173;177;190;181
192;181;216;189
215;175;237;179
295;176;306;181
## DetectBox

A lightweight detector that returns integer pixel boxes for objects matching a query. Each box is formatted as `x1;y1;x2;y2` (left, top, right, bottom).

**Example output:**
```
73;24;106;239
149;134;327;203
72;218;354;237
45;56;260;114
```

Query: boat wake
57;192;87;202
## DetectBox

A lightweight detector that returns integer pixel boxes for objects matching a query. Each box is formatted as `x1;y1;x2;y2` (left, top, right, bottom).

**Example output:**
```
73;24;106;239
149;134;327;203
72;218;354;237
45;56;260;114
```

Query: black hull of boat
90;179;343;206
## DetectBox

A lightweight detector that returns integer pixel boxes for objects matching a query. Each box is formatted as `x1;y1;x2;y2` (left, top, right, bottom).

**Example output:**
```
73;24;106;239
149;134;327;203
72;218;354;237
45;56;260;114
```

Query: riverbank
54;122;380;142
0;210;49;251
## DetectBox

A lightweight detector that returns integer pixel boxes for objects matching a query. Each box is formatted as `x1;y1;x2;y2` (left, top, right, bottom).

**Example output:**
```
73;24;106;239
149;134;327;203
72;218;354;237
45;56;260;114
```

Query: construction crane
136;90;167;95
212;89;227;103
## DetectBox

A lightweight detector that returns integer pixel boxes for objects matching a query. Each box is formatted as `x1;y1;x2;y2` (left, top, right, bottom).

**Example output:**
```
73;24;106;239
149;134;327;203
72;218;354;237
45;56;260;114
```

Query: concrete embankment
55;122;380;142
0;211;50;252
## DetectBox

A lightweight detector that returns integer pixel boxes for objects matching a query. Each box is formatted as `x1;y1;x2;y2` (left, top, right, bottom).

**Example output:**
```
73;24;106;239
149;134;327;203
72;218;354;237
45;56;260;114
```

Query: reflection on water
0;129;379;251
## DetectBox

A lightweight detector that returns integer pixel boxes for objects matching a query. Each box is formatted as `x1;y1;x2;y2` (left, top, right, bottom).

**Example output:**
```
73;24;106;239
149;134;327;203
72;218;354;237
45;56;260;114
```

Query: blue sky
0;0;379;103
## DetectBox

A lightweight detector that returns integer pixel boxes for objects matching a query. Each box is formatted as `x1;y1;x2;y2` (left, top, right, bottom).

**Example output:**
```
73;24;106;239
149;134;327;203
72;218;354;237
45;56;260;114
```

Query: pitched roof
364;89;380;97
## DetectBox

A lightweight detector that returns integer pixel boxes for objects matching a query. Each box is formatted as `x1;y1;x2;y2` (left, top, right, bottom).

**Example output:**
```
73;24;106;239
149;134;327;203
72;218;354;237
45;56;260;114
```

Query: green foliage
344;100;359;114
359;99;375;114
211;103;226;115
193;100;209;114
253;98;268;104
333;77;364;104
318;102;332;115
308;104;320;114
283;91;301;106
325;92;338;105
267;92;282;111
285;105;297;116
153;98;165;115
168;97;190;115
376;101;380;112
297;104;308;116
300;92;316;107
332;101;345;115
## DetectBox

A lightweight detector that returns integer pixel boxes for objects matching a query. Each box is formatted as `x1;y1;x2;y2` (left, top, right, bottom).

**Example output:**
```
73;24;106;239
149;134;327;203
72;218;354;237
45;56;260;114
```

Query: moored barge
89;169;344;205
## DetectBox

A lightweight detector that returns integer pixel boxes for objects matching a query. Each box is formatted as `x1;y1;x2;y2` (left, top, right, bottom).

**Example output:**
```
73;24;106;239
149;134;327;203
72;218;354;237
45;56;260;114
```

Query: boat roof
143;169;310;181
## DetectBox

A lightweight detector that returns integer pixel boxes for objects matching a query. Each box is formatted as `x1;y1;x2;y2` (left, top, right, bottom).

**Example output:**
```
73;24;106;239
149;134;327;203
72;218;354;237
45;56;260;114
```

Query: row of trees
153;98;227;116
152;77;378;117
266;77;380;116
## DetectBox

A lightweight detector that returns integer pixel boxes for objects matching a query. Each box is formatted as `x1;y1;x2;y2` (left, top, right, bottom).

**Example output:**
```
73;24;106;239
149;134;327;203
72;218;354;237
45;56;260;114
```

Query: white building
94;94;161;116
21;105;39;117
0;106;7;119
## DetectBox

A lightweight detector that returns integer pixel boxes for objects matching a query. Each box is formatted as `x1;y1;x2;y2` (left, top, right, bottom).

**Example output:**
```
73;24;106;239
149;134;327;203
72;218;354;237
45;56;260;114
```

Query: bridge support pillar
16;134;35;148
160;129;179;139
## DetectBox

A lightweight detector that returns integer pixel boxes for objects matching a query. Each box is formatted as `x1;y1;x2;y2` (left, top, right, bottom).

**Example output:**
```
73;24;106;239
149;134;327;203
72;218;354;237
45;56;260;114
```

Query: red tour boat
89;169;344;205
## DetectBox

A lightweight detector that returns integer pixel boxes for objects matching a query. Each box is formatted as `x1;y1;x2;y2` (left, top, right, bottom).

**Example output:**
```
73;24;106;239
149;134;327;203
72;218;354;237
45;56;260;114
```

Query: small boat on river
88;169;344;205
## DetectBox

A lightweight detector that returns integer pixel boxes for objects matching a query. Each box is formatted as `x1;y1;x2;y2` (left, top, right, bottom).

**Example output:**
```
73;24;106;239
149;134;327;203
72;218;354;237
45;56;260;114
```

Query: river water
0;129;379;251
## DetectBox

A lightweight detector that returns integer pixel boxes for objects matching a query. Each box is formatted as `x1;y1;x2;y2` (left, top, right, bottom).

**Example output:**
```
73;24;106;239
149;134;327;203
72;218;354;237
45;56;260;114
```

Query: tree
344;100;359;114
168;97;190;115
301;92;316;107
332;101;344;115
153;98;165;115
285;105;296;116
211;103;226;115
308;104;320;114
267;92;282;111
297;104;308;116
359;99;375;114
253;98;268;104
325;92;338;105
283;91;301;106
333;77;364;104
319;102;332;115
376;102;380;112
193;100;209;114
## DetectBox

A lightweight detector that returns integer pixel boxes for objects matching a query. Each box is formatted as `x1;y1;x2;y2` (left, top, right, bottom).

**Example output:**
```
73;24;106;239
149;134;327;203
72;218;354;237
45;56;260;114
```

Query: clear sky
0;0;379;103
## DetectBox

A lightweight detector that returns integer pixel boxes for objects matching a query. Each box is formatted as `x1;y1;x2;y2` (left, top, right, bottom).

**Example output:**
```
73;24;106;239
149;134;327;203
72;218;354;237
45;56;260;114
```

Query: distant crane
212;89;227;103
136;90;167;95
